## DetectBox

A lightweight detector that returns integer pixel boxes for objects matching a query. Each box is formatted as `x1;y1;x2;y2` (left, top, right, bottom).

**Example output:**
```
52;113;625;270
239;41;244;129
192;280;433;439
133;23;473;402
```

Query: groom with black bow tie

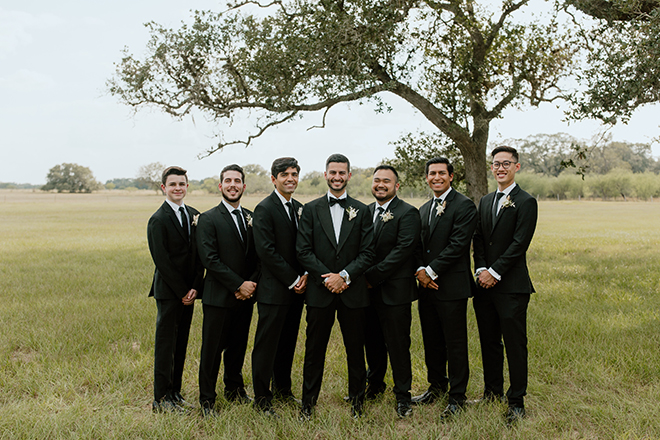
296;153;374;420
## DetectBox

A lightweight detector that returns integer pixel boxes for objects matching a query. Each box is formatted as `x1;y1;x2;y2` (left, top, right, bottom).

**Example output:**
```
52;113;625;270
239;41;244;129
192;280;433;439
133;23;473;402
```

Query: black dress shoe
299;405;313;422
225;388;253;404
275;393;302;406
200;404;219;418
351;401;364;419
411;388;444;405
505;406;526;425
469;392;506;405
255;405;280;419
365;384;386;401
396;401;413;418
152;399;184;413
172;392;194;409
440;403;464;421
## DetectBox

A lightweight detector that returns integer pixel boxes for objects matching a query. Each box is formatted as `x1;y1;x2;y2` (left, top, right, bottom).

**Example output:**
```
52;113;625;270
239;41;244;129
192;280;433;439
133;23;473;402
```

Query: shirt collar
498;182;517;196
165;199;186;213
221;199;242;213
376;197;394;211
274;189;292;208
435;186;452;202
327;190;347;201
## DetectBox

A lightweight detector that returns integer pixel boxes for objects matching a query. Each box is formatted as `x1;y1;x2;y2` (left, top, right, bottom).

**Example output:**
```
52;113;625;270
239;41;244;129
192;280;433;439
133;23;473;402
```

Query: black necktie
492;192;505;225
430;198;441;227
329;197;347;208
178;207;189;241
286;201;297;230
374;206;384;234
232;209;247;242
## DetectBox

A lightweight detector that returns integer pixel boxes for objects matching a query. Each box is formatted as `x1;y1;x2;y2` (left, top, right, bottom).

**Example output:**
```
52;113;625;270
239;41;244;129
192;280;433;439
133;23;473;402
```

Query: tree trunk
461;140;489;202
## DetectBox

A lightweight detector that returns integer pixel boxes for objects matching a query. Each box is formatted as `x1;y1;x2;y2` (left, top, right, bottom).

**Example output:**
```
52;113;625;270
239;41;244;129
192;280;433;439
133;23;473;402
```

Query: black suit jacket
196;203;259;308
253;191;305;305
296;194;374;309
418;189;477;301
364;196;420;306
147;202;205;300
473;185;537;294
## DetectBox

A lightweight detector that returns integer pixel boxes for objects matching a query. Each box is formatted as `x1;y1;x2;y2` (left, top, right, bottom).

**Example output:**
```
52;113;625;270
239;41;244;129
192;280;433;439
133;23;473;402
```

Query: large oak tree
110;0;576;201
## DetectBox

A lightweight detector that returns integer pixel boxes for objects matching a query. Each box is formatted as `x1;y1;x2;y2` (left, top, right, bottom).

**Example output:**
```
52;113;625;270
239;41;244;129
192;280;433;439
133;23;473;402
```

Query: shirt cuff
475;267;487;277
288;276;301;290
425;266;438;280
487;267;501;281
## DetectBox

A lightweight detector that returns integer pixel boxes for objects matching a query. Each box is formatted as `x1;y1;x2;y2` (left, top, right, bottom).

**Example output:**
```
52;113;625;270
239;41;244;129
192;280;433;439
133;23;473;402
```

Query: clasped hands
182;289;197;306
322;273;348;294
476;270;498;289
415;269;438;290
235;281;257;300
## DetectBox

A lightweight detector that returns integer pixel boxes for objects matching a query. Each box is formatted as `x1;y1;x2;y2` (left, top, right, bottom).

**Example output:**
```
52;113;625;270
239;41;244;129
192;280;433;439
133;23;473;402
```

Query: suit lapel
336;197;357;254
317;198;337;249
375;196;398;240
420;199;432;246
219;203;246;249
270;191;294;233
429;190;455;239
163;202;188;242
492;186;520;231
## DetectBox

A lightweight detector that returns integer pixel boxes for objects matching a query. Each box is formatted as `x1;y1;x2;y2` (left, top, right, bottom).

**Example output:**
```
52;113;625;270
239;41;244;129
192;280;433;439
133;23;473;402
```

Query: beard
326;178;347;192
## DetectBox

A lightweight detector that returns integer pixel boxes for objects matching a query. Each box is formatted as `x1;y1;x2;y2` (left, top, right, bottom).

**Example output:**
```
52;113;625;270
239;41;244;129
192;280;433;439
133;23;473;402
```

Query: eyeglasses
491;161;517;169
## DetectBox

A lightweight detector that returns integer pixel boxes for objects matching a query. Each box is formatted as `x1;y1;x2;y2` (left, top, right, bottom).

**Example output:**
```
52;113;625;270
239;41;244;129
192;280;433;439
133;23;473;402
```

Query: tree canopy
110;0;577;201
565;0;660;123
41;163;100;193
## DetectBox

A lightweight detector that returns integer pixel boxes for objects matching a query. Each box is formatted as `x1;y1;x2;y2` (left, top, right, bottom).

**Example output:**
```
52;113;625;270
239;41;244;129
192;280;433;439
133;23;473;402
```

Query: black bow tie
329;197;347;208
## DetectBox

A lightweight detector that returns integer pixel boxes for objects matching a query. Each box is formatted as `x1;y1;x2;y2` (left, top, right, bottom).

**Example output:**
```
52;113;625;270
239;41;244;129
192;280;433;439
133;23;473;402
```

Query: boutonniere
298;206;303;218
435;200;447;217
346;206;359;221
192;214;200;227
501;195;515;210
380;210;394;223
245;213;253;227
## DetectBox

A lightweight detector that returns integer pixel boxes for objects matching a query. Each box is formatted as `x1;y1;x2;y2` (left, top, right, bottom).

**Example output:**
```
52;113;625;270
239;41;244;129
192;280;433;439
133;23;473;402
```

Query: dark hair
271;157;300;177
491;145;519;162
220;164;245;182
161;166;188;185
373;164;399;182
425;157;454;176
325;153;350;172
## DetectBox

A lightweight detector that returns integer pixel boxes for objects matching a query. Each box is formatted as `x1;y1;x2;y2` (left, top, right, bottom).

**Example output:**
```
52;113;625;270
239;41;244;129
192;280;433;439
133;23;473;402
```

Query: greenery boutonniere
501;195;515;210
380;210;394;223
435;200;447;217
346;206;359;221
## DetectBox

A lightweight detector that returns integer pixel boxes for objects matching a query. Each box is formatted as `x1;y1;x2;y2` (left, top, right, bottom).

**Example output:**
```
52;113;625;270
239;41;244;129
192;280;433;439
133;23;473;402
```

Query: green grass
1;192;659;438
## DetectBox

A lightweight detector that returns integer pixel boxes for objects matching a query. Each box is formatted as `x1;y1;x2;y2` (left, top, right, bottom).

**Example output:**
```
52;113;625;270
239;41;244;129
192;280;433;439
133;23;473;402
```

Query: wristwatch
339;270;350;284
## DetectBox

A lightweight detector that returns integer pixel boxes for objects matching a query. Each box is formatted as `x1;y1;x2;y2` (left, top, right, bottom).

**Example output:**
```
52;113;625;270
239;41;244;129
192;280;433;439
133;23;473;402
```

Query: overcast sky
2;1;658;185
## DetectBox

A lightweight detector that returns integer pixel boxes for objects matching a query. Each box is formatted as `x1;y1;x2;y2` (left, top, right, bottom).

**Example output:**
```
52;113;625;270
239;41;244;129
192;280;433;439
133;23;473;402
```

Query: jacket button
427;250;430;253
336;255;340;260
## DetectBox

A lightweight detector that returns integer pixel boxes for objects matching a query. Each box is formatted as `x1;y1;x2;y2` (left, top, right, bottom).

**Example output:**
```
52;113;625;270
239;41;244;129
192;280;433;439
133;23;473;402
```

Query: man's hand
322;273;348;294
182;289;197;306
477;270;498;289
235;281;257;300
294;274;308;294
416;269;438;290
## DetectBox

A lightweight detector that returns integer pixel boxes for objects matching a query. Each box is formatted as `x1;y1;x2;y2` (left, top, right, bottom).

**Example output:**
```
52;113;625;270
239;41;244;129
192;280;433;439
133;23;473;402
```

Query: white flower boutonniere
435;200;447;217
298;206;303;218
346;206;359;221
501;195;516;210
245;213;253;227
380;210;394;223
192;214;200;227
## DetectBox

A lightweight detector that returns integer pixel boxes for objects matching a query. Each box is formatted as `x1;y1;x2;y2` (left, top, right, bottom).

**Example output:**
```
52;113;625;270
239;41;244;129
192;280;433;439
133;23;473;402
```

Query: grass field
1;190;659;439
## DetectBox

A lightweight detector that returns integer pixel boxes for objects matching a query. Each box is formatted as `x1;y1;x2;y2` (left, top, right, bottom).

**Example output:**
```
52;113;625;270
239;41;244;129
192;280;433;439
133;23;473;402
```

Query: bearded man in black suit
147;166;205;413
473;146;538;424
413;157;477;421
363;165;421;418
196;164;259;416
251;157;307;417
296;153;374;420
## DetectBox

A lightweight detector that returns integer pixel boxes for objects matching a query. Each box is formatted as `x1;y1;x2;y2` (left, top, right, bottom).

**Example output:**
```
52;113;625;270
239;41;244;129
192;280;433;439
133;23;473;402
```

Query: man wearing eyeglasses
473;146;538;425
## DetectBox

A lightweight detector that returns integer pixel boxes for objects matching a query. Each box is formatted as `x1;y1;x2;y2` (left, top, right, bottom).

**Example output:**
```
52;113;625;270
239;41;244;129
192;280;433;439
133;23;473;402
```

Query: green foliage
109;0;579;201
566;0;660;122
41;163;101;193
136;162;167;193
384;132;467;190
